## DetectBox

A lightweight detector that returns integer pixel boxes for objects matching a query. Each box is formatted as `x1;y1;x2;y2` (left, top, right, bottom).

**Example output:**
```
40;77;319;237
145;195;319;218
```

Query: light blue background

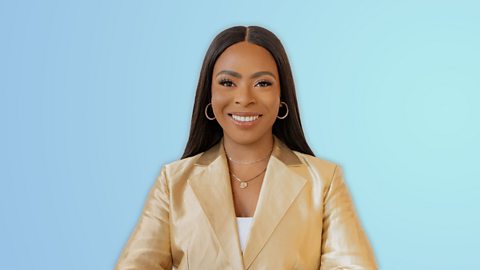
1;0;479;269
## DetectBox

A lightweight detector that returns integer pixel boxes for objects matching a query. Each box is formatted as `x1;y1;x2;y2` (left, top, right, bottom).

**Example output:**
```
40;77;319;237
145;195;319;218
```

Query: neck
223;133;274;163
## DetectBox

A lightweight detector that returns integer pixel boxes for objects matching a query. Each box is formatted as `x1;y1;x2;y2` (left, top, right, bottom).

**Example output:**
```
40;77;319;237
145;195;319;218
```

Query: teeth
231;114;260;122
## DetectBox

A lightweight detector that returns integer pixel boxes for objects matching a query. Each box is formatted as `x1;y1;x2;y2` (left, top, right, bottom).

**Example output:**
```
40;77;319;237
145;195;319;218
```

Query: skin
211;41;281;217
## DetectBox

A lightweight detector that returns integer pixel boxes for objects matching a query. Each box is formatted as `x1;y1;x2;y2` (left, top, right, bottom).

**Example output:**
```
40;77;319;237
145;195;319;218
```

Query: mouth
227;113;263;127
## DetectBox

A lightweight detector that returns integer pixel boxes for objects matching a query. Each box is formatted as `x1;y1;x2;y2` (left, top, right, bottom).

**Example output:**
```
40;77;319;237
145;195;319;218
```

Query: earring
277;101;289;119
204;103;216;120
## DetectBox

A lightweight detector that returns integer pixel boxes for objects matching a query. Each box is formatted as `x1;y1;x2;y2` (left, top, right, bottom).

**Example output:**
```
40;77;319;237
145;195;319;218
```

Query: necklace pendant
239;182;248;189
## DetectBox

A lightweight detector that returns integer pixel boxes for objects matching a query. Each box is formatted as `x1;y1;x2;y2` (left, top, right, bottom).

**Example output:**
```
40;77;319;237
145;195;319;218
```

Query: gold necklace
223;140;273;189
227;153;270;165
223;140;274;165
230;167;267;189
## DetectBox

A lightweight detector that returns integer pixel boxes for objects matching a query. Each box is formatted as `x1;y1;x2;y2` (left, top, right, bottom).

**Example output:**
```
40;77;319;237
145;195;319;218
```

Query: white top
236;217;254;252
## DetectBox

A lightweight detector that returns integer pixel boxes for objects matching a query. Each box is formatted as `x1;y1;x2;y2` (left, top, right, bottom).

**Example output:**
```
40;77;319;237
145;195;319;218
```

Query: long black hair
181;26;314;159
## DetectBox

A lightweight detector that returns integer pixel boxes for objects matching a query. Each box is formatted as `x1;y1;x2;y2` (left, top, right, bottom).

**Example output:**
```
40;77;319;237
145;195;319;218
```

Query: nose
234;84;256;106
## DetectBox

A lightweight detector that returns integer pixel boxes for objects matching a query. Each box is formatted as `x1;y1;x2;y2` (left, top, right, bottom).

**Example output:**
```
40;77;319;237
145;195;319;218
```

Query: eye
218;78;235;87
255;80;272;87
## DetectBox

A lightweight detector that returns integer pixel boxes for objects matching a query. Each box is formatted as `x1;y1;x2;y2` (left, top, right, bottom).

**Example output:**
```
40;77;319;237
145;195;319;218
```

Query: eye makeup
255;80;273;87
218;77;235;87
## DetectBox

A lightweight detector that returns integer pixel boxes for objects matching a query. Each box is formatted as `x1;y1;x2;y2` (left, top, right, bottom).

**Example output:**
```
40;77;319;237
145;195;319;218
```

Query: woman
115;26;377;270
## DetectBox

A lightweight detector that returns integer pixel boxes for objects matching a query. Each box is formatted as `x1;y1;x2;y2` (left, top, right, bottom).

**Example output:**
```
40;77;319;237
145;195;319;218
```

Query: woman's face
211;41;281;145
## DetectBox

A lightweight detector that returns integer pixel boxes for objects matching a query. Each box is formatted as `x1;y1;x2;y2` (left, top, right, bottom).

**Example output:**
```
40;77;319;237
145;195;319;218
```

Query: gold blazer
115;136;377;270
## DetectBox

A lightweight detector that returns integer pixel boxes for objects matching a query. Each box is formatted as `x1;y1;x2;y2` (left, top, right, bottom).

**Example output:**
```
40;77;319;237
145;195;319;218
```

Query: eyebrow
215;70;276;79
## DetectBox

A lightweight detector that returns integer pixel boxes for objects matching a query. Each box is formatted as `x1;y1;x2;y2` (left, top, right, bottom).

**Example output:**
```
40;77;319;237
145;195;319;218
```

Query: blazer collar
188;135;307;270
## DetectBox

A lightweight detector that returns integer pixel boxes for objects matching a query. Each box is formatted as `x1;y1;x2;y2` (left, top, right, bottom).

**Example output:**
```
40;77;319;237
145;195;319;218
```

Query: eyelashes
255;80;272;87
218;78;235;87
217;78;273;88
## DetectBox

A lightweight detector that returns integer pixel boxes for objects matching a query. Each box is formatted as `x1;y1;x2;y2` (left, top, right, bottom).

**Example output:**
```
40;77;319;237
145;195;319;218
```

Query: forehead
213;41;278;74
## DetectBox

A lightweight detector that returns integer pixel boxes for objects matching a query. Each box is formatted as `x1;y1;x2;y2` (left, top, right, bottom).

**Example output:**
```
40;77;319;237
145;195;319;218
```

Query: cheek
211;88;229;116
269;103;281;122
265;93;281;115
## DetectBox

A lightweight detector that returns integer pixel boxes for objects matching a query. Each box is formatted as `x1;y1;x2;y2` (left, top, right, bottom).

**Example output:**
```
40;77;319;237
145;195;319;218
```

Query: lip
228;112;263;116
227;113;262;128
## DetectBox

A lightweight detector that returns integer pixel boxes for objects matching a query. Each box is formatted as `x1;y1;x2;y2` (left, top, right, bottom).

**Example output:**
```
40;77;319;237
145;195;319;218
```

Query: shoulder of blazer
291;150;340;184
158;152;203;185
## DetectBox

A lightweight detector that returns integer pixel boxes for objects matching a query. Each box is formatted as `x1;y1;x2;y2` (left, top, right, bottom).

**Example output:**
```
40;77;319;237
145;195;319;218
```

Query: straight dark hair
181;26;314;159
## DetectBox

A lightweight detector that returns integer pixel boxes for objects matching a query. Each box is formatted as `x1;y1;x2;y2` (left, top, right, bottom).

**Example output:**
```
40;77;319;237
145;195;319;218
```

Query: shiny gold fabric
115;136;377;270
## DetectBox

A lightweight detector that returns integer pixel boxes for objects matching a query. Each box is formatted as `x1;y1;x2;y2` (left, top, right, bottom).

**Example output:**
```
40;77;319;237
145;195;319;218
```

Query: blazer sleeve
115;166;173;270
320;165;378;270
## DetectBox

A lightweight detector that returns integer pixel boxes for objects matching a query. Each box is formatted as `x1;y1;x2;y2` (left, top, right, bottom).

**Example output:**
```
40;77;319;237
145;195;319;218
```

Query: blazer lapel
187;139;244;270
242;136;307;269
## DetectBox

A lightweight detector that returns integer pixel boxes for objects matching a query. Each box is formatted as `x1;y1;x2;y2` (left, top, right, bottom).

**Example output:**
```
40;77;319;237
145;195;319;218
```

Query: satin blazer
115;136;377;270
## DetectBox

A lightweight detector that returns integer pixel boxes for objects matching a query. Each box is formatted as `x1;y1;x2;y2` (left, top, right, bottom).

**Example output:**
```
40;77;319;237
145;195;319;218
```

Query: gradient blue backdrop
1;1;479;269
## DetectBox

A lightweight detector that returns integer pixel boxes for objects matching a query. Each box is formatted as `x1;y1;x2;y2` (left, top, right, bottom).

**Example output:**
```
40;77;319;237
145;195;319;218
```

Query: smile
227;113;263;128
230;114;261;122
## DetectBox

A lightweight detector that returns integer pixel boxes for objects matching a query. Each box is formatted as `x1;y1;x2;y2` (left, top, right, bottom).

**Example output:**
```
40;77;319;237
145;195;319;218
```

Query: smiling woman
115;26;378;270
212;41;281;146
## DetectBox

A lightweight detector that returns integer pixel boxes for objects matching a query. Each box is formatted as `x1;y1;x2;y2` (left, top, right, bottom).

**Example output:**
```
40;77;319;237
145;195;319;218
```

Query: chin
223;130;271;146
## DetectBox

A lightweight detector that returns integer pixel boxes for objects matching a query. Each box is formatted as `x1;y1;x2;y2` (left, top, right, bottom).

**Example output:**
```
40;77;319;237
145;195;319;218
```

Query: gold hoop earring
277;101;289;119
204;103;216;120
